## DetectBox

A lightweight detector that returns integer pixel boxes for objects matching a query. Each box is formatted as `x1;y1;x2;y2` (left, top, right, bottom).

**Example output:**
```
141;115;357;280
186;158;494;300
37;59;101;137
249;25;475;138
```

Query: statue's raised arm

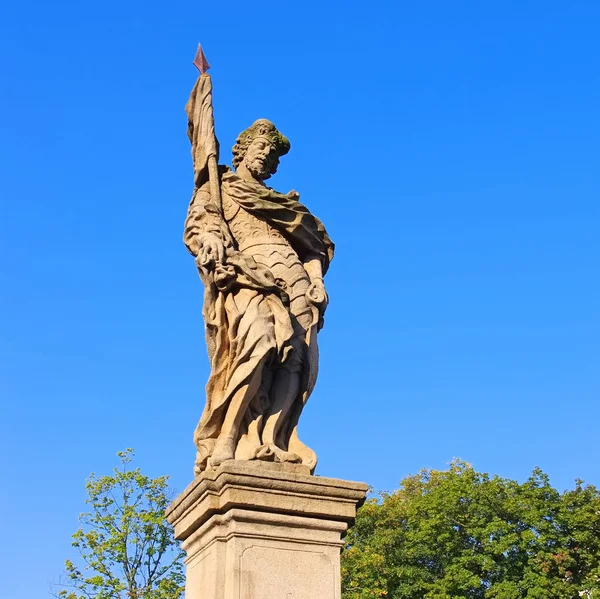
184;51;334;476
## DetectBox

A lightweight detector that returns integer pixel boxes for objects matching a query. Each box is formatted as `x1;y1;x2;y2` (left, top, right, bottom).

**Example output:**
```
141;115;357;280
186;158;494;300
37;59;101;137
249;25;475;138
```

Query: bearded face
242;136;277;181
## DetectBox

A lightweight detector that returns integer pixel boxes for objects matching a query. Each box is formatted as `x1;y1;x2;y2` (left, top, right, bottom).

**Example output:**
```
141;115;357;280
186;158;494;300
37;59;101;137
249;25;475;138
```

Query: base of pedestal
166;460;368;599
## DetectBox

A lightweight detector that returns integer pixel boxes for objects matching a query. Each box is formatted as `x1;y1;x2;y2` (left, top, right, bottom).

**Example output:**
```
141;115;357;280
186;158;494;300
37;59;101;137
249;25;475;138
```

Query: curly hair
232;119;290;176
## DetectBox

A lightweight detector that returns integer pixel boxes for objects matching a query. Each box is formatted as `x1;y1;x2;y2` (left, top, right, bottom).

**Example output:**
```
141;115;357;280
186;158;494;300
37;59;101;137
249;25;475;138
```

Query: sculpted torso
185;119;333;475
222;191;314;333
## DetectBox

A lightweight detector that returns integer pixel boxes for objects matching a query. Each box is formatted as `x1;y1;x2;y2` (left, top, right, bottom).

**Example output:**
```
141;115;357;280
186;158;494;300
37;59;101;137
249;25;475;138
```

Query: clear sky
1;1;599;597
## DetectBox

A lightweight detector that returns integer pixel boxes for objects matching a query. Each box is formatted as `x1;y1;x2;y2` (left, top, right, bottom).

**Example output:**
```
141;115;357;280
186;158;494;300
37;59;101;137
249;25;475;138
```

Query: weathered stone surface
186;70;334;475
166;461;368;599
173;61;367;599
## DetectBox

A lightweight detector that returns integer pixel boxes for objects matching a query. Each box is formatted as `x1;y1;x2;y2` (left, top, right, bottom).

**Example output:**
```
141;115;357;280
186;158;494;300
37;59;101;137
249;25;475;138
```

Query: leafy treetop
342;459;600;599
56;449;185;599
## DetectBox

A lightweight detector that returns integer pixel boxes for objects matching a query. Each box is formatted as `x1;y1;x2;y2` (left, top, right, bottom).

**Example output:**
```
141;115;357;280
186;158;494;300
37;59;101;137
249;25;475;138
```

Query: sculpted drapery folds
184;117;334;475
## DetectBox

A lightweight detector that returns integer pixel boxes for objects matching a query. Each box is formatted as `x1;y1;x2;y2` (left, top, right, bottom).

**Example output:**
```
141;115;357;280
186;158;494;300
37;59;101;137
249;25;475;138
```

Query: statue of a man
184;119;334;475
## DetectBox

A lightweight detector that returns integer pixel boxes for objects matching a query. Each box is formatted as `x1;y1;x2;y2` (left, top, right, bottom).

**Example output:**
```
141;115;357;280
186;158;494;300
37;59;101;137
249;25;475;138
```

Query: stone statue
167;52;366;599
184;81;334;475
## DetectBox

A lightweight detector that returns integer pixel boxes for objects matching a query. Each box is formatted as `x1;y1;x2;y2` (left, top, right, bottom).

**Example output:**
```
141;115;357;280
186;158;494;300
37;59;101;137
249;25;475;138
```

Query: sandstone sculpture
185;50;333;475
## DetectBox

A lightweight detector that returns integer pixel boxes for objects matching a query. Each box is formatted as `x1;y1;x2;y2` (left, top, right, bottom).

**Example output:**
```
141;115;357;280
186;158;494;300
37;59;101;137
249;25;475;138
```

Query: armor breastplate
222;191;288;252
221;189;314;335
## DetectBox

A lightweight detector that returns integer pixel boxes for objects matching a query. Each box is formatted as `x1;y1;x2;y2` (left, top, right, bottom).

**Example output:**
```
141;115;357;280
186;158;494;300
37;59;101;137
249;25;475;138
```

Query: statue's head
232;119;290;181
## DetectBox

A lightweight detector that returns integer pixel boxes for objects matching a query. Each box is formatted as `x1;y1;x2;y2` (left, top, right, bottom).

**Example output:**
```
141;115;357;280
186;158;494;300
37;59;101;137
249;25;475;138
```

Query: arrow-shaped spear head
193;44;211;74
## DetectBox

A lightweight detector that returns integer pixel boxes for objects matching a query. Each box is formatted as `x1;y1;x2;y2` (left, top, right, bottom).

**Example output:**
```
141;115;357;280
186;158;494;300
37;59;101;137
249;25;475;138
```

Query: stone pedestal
166;460;368;599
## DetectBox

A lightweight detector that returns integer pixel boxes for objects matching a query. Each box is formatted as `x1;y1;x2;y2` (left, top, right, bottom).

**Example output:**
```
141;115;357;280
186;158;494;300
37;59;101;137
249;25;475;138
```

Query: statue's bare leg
279;320;320;469
260;350;303;462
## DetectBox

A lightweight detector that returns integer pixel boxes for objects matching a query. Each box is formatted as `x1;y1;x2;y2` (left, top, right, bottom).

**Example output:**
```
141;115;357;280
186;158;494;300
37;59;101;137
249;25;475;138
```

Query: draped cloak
188;169;334;471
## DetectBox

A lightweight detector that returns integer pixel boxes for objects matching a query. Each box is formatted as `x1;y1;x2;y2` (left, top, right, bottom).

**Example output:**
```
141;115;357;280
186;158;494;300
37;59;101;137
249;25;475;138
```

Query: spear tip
193;44;211;74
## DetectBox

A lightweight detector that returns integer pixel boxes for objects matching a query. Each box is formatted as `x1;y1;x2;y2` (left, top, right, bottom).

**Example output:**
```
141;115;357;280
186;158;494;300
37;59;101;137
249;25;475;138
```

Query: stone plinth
166;460;368;599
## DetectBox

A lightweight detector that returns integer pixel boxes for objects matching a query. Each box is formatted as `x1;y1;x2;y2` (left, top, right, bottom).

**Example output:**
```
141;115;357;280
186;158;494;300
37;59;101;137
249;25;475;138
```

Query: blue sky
1;1;599;596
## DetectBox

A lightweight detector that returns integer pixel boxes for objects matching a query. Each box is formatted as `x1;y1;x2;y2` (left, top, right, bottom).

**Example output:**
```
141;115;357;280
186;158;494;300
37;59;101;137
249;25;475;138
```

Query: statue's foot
193;441;215;476
287;431;317;472
255;443;301;464
275;449;302;463
208;437;235;469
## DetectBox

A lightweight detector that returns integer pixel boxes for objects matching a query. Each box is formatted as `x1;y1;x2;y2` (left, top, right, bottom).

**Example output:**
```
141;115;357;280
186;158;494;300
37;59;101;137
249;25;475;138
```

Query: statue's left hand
306;280;328;309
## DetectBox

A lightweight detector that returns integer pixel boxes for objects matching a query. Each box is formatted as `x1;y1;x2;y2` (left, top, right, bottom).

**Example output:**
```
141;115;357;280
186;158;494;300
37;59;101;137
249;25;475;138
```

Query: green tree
56;449;185;599
342;460;600;599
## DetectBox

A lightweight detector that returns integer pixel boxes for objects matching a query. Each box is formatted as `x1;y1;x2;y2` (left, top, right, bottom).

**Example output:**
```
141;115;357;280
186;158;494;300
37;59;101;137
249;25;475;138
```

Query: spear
186;44;221;209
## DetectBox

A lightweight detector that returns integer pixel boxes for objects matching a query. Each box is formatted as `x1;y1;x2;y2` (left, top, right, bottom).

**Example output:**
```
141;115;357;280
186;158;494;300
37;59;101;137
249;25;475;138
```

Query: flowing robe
184;168;334;473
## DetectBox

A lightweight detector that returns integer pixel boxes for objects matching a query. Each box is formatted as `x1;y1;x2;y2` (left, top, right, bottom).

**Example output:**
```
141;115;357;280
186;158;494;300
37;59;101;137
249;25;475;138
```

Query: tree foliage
56;449;185;599
342;460;600;599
